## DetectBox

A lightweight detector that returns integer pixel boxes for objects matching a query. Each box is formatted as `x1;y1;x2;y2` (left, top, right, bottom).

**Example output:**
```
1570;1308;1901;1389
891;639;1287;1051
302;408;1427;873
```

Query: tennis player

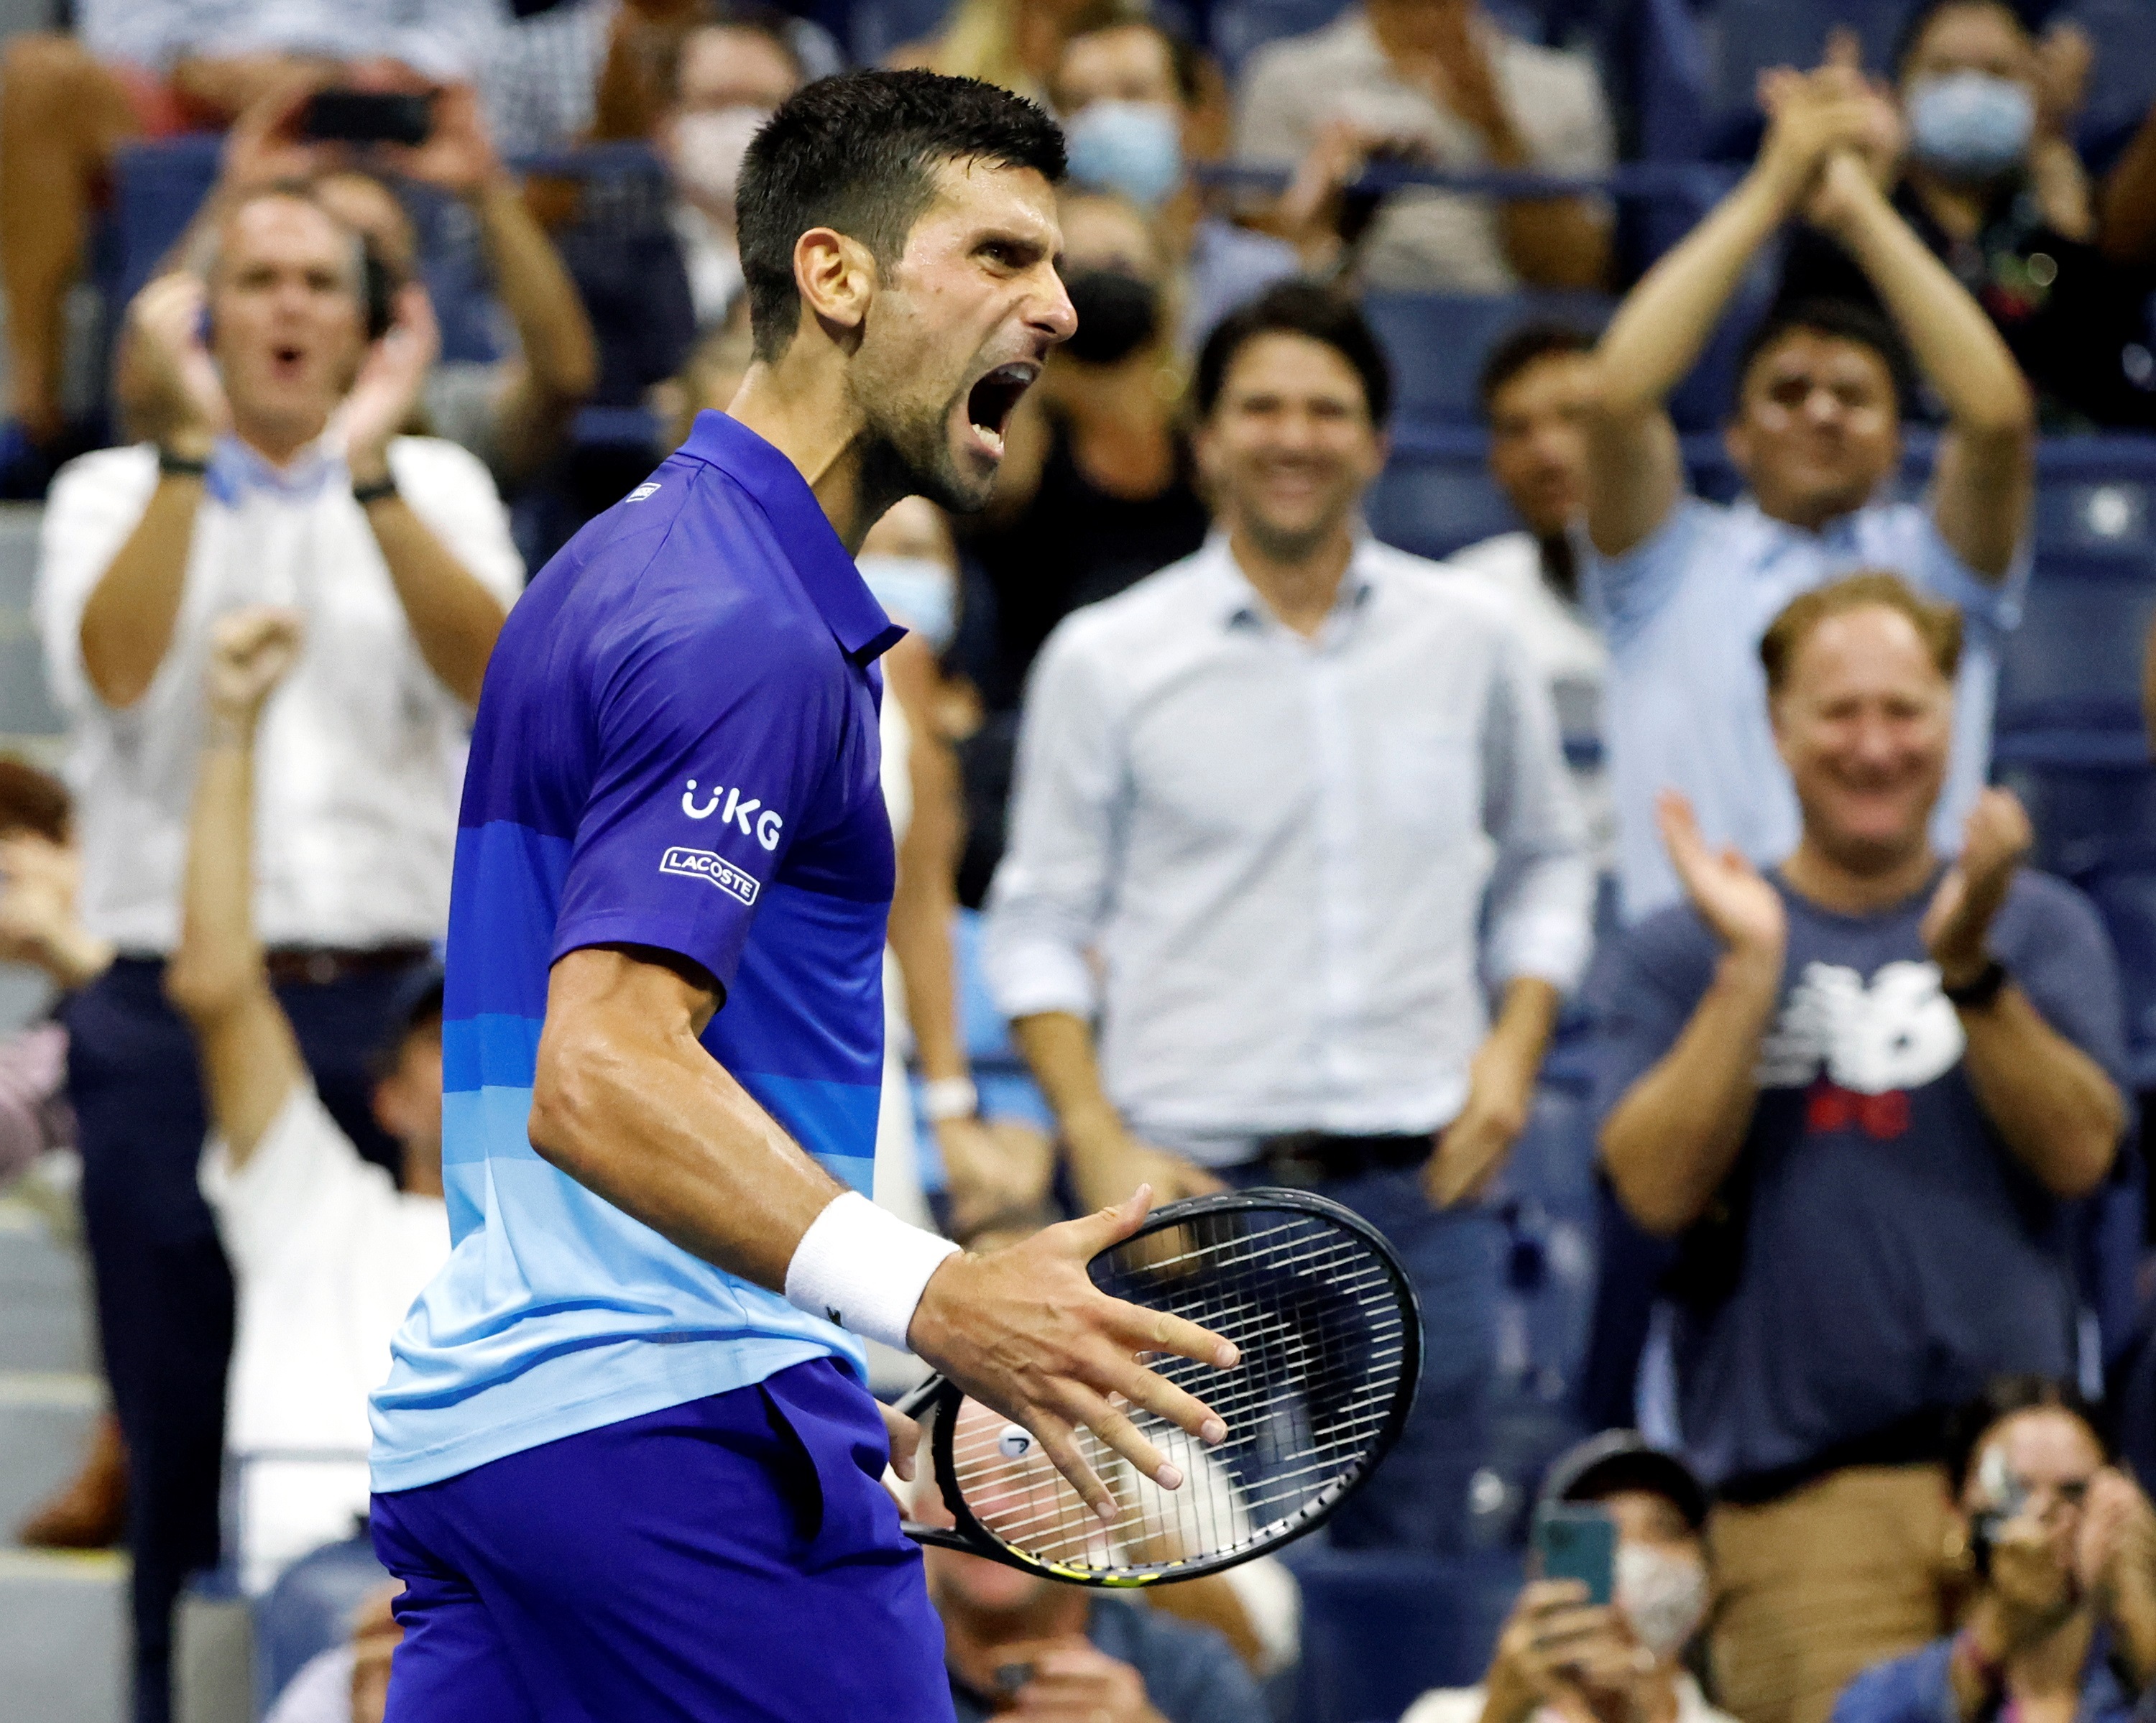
366;70;1237;1720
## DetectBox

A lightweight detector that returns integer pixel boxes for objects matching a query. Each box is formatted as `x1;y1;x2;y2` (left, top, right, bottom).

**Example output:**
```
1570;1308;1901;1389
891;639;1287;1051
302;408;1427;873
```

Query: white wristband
919;1076;979;1123
783;1191;960;1353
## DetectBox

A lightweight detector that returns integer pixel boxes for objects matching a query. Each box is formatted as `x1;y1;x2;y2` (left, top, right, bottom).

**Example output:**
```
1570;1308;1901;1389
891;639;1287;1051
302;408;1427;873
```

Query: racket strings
946;1206;1413;1579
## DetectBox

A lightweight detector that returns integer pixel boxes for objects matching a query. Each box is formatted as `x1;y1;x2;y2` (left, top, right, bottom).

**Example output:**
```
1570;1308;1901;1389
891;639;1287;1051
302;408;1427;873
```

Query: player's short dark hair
1478;321;1595;417
1736;297;1914;421
1892;0;2027;81
736;69;1066;363
1945;1375;2112;1495
1194;281;1393;427
1052;7;1205;108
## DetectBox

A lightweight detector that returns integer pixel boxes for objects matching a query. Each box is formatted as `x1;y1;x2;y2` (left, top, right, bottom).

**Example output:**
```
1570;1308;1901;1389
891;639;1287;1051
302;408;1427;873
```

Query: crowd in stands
9;2;2156;1722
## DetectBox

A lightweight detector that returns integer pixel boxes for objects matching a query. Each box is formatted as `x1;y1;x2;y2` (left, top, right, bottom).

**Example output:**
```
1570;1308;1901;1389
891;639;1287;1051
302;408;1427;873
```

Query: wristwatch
1941;958;2009;1012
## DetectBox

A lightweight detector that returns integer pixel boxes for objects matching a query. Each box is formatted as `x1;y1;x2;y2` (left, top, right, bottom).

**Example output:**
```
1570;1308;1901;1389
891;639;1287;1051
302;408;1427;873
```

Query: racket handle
894;1373;946;1421
900;1520;973;1552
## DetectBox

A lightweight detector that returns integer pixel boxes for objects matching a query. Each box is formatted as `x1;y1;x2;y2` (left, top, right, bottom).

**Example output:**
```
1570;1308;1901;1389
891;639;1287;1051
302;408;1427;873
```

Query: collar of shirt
1729;492;1878;563
1194;527;1381;643
679;410;905;666
205;432;340;507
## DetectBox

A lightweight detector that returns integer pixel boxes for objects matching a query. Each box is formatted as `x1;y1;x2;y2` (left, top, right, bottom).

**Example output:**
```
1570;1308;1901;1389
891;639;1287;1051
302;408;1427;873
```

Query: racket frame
895;1186;1424;1586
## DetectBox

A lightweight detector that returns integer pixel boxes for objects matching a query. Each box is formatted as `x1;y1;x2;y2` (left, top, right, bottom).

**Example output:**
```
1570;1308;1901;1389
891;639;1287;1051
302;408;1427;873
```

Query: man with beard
367;69;1240;1721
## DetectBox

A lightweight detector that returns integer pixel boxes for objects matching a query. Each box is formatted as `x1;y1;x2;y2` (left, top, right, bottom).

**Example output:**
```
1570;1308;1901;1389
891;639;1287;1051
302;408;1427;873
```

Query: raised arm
1598;794;1787;1236
162;606;308;1165
1920;790;2122;1198
78;274;230;708
1802;155;2034;581
341;284;510;707
1586;83;1874;558
383;85;599;484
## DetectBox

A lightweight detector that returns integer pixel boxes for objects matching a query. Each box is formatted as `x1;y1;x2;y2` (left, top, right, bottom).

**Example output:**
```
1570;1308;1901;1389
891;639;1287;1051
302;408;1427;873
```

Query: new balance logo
660;846;759;907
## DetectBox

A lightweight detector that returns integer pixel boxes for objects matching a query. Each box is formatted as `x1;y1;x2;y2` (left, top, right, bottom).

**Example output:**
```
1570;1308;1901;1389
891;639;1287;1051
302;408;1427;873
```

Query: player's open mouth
962;363;1038;460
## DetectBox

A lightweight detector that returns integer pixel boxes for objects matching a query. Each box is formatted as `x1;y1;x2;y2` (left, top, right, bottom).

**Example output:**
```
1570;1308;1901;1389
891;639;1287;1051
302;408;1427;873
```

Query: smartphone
300;89;435;147
1532;1502;1616;1606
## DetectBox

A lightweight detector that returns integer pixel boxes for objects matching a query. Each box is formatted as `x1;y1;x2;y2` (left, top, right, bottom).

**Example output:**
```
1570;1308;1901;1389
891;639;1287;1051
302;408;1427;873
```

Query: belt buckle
1258;1131;1329;1188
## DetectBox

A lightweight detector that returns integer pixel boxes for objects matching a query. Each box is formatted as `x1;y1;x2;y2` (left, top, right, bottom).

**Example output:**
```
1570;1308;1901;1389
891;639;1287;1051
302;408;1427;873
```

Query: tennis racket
898;1187;1422;1586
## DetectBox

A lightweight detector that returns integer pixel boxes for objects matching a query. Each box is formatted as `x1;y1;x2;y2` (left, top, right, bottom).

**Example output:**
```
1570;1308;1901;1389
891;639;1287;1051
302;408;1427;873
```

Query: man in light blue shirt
1584;69;2036;923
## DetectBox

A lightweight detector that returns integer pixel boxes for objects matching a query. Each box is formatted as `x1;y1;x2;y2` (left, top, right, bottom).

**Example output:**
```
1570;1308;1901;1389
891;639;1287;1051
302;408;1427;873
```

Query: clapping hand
340;282;439;485
206;606;305;731
1657;790;1786;967
1753;63;1893;222
129;274;231;453
1920;788;2030;990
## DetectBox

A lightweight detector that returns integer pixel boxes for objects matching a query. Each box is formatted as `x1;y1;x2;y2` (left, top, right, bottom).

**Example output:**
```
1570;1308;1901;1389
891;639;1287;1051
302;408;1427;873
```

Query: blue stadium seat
2064;0;2156;146
1697;0;1915;132
1207;0;1351;77
252;1535;390;1717
1996;763;2156;879
1363;292;1614;428
1996;551;2156;747
1365;448;1518;562
1284;1548;1524;1723
2078;867;2156;1087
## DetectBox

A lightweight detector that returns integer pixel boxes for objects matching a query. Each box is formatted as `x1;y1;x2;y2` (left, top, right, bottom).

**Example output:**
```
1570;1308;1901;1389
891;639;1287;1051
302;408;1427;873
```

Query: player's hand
992;1637;1166;1723
906;1186;1240;1524
879;1398;923;1484
206;606;305;729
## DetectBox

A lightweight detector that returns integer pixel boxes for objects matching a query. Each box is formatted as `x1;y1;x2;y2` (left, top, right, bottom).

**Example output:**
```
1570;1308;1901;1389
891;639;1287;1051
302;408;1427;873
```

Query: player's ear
793;226;877;343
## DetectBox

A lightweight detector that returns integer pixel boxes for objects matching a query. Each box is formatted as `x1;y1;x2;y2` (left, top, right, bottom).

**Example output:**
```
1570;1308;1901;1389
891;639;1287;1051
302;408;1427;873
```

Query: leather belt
262;943;433;987
1250;1131;1434;1186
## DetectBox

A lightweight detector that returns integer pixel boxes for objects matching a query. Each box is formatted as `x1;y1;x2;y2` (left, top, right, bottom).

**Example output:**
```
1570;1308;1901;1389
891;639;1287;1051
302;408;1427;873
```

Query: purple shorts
370;1358;954;1721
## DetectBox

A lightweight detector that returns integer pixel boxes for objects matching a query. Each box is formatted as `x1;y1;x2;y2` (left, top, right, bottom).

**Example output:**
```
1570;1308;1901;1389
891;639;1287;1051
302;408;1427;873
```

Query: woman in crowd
1833;1378;2156;1723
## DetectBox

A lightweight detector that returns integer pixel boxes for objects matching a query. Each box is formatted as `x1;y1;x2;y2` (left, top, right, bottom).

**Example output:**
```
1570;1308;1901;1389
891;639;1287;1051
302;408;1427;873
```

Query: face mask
1065;100;1184;209
858;554;957;654
1907;72;2035;181
671;105;769;205
1064;268;1160;366
1616;1543;1709;1661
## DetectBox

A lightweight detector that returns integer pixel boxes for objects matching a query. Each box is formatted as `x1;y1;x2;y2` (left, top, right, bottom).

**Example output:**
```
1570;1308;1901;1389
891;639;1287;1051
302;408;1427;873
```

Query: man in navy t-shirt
1594;571;2127;1723
367;71;1239;1722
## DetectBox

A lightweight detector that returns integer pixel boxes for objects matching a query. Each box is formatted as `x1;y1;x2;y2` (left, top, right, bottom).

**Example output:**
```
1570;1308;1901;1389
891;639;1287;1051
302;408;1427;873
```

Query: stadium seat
1284;1547;1523;1723
1363;292;1614;428
1365;446;1518;562
2078;867;2156;1087
251;1535;389;1717
2064;0;2156;146
1207;0;1352;77
1995;550;2156;749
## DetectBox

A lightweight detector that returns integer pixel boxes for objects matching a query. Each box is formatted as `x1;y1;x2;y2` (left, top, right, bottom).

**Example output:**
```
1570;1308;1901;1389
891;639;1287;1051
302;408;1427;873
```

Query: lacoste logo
660;846;759;907
627;481;661;502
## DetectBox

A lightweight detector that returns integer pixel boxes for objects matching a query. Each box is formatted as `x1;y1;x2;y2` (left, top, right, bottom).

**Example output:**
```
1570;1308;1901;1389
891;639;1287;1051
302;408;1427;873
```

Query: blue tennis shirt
370;411;905;1493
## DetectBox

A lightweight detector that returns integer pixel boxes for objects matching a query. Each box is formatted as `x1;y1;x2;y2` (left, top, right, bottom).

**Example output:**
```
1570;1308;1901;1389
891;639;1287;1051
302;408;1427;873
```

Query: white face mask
670;105;769;206
857;553;958;654
1616;1543;1709;1661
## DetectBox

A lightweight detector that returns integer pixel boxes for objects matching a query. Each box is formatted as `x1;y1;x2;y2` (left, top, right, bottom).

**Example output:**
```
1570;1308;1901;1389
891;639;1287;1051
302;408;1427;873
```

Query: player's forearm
530;1005;849;1290
79;474;204;708
1958;989;2122;1198
1599;951;1778;1235
358;490;507;706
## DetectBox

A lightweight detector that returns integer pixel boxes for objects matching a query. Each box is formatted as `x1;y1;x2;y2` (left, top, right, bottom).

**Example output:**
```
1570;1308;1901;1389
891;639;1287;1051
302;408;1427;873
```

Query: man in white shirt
34;179;517;1723
167;607;448;1594
986;282;1593;1551
1446;322;1611;868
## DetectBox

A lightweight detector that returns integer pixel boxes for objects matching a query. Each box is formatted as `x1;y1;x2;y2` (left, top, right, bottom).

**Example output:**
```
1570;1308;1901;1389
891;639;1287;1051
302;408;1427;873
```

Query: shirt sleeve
1588;910;1723;1128
1994;877;2131;1095
981;616;1129;1022
1232;40;1312;167
1129;1612;1266;1723
1479;618;1595;994
1582;496;1709;650
1827;1644;1960;1723
550;597;848;997
1516;45;1615;175
75;0;201;67
33;447;162;718
198;1082;400;1286
1899;502;2030;640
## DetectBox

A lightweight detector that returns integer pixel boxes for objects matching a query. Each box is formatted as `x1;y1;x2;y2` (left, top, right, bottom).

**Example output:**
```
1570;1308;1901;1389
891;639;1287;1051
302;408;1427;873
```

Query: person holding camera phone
1835;1378;2156;1723
1404;1433;1733;1723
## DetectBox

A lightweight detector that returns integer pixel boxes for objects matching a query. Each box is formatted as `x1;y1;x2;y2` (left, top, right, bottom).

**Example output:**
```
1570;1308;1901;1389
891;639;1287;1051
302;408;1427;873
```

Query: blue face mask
1907;71;2035;181
1064;100;1184;210
858;554;957;655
